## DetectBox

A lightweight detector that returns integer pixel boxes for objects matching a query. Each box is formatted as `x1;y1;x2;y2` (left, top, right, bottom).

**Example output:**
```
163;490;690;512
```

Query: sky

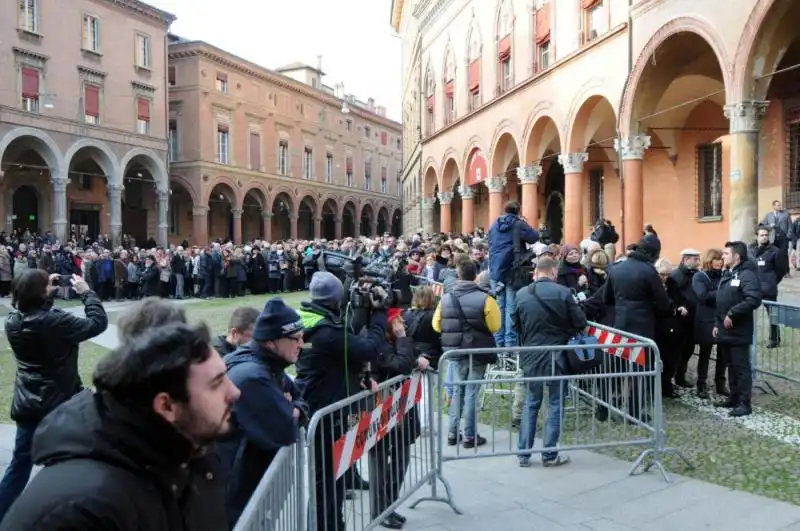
147;0;402;122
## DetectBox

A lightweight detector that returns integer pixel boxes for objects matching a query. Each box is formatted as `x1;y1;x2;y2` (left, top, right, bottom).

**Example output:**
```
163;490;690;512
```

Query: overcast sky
148;0;402;121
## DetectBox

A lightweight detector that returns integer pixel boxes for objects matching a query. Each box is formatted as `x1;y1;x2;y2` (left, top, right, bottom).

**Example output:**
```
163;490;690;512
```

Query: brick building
166;38;403;245
392;0;800;260
0;0;175;245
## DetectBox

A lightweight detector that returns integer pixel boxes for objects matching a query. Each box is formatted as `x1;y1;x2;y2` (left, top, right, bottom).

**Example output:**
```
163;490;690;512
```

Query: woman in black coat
692;248;727;398
402;286;442;369
654;259;689;398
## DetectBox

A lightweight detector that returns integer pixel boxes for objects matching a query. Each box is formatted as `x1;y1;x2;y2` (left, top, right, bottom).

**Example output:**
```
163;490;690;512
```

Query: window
249;132;261;170
535;2;552;72
583;0;608;44
169;120;179;162
425;67;435;135
136;97;150;135
538;42;551;71
498;36;512;93
83;14;100;52
80;175;92;191
278;140;289;175
84;84;100;124
325;153;333;183
380;132;388;146
697;142;722;218
786;111;800;209
169;198;179;235
364;156;372;191
364;126;371;139
589;169;604;222
303;147;313;180
216;73;228;93
396;138;401;150
18;0;38;33
345;119;352;132
381;167;387;194
216;125;230;164
445;83;455;124
168;66;176;87
135;34;150;69
20;67;39;113
346;156;353;187
467;27;481;112
397;169;402;196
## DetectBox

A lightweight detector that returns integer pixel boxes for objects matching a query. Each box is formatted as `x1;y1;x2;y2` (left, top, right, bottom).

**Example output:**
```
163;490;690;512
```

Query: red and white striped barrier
585;325;647;367
332;372;423;480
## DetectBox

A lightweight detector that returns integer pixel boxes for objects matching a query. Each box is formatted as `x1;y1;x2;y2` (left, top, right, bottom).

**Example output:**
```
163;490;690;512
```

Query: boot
714;398;736;408
715;380;730;396
696;383;709;399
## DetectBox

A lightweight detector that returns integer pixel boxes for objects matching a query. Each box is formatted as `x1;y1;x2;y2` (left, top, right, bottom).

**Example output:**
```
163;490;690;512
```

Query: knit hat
387;308;404;322
252;298;303;342
309;271;345;308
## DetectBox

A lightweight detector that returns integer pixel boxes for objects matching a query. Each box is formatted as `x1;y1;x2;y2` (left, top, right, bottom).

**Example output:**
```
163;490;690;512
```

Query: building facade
166;38;403;245
0;0;175;245
391;0;800;260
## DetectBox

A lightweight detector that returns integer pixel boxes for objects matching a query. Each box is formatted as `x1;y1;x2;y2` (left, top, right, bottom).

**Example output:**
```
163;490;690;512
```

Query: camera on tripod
315;251;406;310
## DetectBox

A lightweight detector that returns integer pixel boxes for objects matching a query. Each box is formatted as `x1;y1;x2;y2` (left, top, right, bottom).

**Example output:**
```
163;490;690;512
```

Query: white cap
680;248;701;256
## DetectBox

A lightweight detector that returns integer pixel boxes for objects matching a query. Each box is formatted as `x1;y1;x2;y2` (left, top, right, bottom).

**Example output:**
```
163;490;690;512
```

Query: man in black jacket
750;226;784;348
715;241;762;417
0;323;241;531
671;249;700;387
0;270;107;521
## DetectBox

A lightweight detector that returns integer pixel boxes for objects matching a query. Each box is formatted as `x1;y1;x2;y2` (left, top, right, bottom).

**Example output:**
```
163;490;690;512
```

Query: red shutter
582;0;600;8
217;72;228;82
218;123;229;133
381;167;387;179
536;4;552;44
469;60;480;91
426;95;434;111
84;85;99;117
168;66;176;85
346;157;353;173
380;131;387;145
249;132;260;169
21;67;39;98
498;36;511;60
137;98;150;120
444;80;454;96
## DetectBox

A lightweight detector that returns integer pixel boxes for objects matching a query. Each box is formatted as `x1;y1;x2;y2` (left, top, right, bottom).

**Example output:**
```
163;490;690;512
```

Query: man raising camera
295;271;390;531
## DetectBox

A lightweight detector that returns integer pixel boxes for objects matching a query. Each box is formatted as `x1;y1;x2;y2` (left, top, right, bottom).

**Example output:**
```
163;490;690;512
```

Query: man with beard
0;323;241;531
217;299;308;529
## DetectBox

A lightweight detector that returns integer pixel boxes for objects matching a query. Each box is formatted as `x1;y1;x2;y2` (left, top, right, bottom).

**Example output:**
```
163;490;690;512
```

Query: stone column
156;190;169;247
517;165;542;228
421;196;436;234
725;101;769;242
260;211;272;241
230;208;242;243
558;153;588;245
486;175;507;223
192;206;209;245
108;183;123;247
313;216;322;239
51;171;69;243
438;191;453;233
614;135;651;247
289;214;298;239
334;216;343;239
459;185;475;233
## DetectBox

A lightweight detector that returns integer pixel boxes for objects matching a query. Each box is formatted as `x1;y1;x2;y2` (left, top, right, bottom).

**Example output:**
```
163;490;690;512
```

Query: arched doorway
242;188;267;242
322;199;337;240
208;182;236;242
168;180;193;244
391;208;403;236
450;180;463;233
342;201;356;237
432;186;441;233
121;153;163;246
544;156;565;244
360;203;375;236
377;207;389;235
271;192;293;241
12;186;39;234
298;196;316;240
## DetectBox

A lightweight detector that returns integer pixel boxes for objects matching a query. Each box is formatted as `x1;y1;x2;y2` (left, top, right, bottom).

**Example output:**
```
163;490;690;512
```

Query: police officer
714;241;762;417
750;225;784;347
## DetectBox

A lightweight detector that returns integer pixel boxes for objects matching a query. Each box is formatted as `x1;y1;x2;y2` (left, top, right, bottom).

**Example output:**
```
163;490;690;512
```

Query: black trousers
696;344;728;388
674;325;696;382
313;419;345;531
719;343;752;407
367;414;416;519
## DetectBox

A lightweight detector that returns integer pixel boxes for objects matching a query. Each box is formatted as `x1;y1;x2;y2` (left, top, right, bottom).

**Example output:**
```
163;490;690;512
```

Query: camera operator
295;271;390;531
0;270;107;521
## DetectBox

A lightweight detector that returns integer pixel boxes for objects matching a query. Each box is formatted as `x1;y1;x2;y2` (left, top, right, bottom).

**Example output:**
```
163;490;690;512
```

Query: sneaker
447;434;463;446
462;435;487;449
518;458;532;468
542;455;570;467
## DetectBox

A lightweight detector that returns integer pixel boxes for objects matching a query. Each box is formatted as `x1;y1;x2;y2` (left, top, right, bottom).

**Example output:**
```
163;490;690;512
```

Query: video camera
315;251;409;310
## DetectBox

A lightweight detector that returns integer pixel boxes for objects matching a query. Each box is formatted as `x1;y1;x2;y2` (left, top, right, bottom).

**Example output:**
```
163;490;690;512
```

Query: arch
461;136;490;173
466;18;482;62
271;190;295;214
524;110;563;164
423;162;438;196
441;157;461;192
11;185;41;234
732;0;800;101
619;16;732;135
120;148;169;191
439;147;460;178
495;0;514;40
0;127;63;171
208;180;238;206
377;206;390;235
489;129;521;178
298;194;318;216
321;197;338;240
442;42;456;85
64;139;120;185
566;94;618;153
424;61;436;98
169;173;200;205
243;186;268;209
565;78;619;144
360;202;375;236
297;195;316;240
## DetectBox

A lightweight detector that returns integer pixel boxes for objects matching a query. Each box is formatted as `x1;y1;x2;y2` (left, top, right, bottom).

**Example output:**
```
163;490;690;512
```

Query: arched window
497;0;513;94
467;24;482;111
443;49;455;124
424;64;435;136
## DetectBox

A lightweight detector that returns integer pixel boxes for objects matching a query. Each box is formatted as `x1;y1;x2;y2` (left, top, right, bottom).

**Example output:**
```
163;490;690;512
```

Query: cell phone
54;274;72;287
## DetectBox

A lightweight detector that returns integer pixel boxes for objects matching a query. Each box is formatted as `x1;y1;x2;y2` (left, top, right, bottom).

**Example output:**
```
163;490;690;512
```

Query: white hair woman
653;257;689;399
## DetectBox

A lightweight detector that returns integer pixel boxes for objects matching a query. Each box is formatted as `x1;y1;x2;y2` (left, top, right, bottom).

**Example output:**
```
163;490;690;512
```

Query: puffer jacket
438;280;496;362
5;291;108;422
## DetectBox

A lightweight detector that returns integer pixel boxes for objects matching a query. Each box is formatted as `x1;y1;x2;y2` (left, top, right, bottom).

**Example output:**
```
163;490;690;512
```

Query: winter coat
402;308;442;369
488;213;539;283
692;269;722;345
435;280;497;362
749;243;783;301
715;261;762;345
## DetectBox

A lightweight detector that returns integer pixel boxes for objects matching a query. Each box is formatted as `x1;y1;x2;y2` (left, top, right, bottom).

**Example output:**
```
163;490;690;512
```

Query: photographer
0;270;107;520
295;271;390;531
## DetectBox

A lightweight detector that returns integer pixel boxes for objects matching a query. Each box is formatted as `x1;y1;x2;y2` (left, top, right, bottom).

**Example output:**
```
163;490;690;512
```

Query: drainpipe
616;0;634;248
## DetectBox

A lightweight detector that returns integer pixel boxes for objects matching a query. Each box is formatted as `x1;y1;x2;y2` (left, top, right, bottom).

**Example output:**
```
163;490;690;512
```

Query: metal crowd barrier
753;300;800;392
413;275;444;299
304;370;456;531
233;441;305;531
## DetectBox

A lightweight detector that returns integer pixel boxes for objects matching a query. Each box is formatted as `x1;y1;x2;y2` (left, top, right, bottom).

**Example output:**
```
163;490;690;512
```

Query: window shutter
469;60;480;91
346;157;353;173
444;80;455;96
380;131;387;145
21;67;39;98
381;167;387;180
536;4;552;44
582;0;600;8
498;36;511;60
168;66;176;86
249;132;260;169
217;72;228;82
85;85;100;117
137;97;150;120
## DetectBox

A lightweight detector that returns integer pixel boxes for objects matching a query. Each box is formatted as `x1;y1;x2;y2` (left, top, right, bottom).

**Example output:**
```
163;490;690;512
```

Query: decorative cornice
168;45;401;132
724;101;769;134
102;0;176;26
12;47;48;62
131;81;156;93
419;0;453;32
78;65;106;78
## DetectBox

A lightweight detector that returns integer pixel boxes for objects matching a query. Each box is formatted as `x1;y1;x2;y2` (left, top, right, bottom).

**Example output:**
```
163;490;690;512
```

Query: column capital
261;211;272;220
486;175;507;193
614;135;651;161
156;189;169;201
107;183;125;193
558;152;589;173
230;208;243;219
517;164;542;185
51;178;68;193
724;101;769;133
438;191;454;205
314;216;323;223
421;196;436;209
458;185;475;200
192;205;209;217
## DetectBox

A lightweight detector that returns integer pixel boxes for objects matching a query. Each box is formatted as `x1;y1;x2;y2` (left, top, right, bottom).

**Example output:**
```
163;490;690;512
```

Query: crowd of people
0;196;791;530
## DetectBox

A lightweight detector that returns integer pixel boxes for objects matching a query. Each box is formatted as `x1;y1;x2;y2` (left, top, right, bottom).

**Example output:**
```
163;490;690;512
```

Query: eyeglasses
283;334;304;344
